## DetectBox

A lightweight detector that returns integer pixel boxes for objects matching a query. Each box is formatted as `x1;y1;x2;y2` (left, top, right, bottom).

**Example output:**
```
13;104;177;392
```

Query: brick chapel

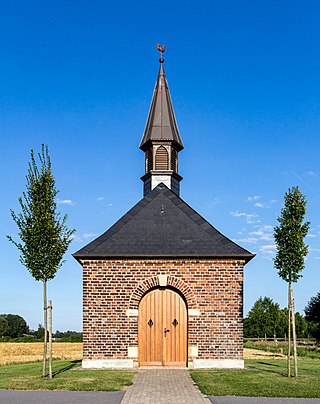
73;49;254;369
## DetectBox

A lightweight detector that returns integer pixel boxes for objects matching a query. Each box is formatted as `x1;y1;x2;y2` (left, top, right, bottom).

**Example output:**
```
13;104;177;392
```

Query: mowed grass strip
0;342;83;366
190;359;320;398
0;360;135;391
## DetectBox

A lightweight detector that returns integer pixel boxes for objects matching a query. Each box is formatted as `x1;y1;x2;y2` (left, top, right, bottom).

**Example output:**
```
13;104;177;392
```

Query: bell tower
140;45;184;196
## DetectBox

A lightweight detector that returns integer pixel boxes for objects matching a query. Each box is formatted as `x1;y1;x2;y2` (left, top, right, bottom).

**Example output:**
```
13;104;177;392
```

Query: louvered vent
171;149;177;171
155;146;169;170
146;149;153;172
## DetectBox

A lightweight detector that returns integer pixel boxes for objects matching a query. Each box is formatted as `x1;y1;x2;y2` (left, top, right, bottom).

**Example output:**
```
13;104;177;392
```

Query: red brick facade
81;257;245;367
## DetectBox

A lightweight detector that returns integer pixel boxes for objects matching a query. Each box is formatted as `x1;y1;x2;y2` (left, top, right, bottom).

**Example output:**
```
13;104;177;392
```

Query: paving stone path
121;369;210;403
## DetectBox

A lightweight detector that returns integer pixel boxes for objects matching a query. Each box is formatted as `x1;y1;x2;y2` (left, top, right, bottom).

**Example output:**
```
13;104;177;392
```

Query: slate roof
139;59;184;151
73;184;254;262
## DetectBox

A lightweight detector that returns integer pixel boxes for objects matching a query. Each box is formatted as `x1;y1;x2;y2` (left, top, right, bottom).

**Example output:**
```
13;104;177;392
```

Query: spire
140;46;183;197
139;49;184;152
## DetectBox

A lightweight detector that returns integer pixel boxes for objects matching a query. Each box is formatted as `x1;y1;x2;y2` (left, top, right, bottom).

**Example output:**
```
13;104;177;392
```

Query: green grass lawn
0;360;135;391
190;359;320;398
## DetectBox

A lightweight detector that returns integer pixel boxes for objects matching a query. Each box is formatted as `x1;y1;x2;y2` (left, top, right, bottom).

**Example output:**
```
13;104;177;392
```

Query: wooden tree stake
287;283;291;378
291;289;298;377
48;300;53;379
42;280;47;378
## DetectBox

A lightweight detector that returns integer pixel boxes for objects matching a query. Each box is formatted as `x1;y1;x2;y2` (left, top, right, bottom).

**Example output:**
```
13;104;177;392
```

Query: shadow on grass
252;361;288;377
256;361;282;367
51;360;82;377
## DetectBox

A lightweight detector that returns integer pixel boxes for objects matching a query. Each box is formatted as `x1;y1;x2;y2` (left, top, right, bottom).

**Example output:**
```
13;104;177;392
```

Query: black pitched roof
73;184;254;262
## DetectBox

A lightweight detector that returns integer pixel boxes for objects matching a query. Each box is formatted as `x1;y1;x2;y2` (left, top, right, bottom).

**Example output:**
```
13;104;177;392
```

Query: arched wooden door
138;288;187;367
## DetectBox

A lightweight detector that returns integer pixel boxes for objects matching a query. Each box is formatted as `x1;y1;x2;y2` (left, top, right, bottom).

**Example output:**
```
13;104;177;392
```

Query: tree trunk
287;282;291;378
48;300;53;379
42;279;47;378
290;288;298;377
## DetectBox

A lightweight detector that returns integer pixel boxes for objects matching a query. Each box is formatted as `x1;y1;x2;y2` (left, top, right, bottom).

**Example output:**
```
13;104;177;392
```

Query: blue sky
1;0;320;331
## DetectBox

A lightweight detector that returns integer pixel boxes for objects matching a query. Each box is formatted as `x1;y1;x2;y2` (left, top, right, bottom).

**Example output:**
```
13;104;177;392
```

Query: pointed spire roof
140;57;184;151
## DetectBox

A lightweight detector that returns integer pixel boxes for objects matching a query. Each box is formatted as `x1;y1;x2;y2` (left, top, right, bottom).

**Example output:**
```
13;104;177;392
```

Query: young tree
274;186;310;377
305;292;320;341
7;145;75;377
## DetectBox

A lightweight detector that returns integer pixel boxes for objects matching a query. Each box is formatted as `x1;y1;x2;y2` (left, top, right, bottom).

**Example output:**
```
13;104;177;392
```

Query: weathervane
156;43;166;59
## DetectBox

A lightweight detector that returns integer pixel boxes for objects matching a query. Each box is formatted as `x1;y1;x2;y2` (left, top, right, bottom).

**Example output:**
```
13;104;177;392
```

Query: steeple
140;45;184;196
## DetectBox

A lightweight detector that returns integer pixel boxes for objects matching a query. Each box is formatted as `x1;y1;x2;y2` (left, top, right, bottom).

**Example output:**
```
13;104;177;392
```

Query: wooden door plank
154;289;162;363
146;291;151;363
151;290;155;363
174;291;178;362
180;300;188;363
171;290;175;362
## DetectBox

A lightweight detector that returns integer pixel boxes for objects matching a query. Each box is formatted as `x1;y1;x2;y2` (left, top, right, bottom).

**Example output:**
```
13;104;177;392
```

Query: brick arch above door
128;275;198;310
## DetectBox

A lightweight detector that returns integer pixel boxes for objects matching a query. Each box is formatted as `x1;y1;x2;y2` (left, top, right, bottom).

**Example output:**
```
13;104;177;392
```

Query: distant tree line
0;314;82;342
53;329;83;342
244;296;319;340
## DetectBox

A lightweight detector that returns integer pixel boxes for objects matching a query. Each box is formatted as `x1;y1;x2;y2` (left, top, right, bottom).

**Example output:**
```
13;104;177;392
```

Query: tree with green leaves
35;324;45;340
305;292;320;341
7;145;75;377
0;316;9;337
274;186;310;377
294;312;309;338
244;296;281;338
0;314;29;338
244;298;313;339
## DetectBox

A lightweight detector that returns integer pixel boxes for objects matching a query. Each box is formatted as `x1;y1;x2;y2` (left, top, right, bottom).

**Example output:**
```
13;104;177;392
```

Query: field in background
0;342;82;366
244;338;320;359
0;342;280;365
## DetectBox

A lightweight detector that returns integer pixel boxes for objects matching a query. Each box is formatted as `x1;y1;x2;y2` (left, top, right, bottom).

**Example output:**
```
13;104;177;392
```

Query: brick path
121;369;211;403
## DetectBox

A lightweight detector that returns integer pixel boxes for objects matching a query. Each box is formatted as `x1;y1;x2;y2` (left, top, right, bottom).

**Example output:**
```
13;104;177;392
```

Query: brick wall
81;258;245;363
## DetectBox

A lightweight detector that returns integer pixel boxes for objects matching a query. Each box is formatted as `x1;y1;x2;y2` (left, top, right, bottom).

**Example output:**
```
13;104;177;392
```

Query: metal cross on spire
156;43;166;60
